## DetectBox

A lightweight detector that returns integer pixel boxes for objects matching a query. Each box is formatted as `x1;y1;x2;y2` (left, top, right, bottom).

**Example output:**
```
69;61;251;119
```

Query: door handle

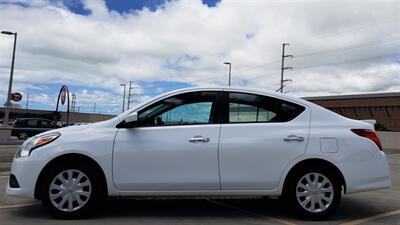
189;136;210;143
283;135;304;142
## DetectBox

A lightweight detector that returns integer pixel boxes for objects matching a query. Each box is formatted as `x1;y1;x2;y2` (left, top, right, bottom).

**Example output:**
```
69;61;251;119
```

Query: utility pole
93;102;96;113
280;43;293;93
25;92;29;109
127;81;138;110
120;83;126;113
1;31;17;127
71;93;76;112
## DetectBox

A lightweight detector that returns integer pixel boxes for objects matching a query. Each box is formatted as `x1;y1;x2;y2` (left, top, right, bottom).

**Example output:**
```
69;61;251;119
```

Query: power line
295;36;400;58
237;52;397;84
133;35;400;95
226;51;397;87
295;52;398;70
316;17;400;39
236;59;282;73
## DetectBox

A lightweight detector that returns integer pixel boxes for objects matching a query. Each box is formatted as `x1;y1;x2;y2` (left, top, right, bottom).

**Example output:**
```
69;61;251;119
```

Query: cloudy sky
0;0;399;115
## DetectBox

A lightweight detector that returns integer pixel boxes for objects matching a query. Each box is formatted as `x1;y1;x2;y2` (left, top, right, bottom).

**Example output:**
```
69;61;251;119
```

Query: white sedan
6;87;391;219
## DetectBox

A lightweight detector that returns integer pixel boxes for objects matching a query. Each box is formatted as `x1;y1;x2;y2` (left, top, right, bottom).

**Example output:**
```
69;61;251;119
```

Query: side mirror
124;112;138;123
117;112;138;128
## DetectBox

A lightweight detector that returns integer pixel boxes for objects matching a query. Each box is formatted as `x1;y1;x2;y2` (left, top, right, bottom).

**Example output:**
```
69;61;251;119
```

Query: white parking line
0;203;38;209
206;199;297;225
341;209;400;225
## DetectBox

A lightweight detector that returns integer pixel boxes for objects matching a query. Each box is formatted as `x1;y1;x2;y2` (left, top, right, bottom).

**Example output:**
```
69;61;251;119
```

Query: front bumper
339;151;391;194
6;156;43;199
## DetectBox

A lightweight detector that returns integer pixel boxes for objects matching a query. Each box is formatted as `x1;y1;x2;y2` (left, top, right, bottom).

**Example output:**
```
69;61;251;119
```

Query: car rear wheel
40;162;104;219
283;168;341;220
18;132;28;140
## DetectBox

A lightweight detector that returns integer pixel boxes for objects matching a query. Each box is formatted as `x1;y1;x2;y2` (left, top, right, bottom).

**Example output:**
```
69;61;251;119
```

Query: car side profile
11;118;61;140
6;87;391;219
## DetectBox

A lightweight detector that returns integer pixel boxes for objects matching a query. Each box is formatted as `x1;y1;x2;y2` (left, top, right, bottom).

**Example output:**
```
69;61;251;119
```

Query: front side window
138;92;217;126
228;92;305;123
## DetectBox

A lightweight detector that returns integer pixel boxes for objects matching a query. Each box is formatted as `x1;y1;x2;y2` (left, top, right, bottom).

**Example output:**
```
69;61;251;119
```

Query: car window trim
134;91;221;128
221;91;306;124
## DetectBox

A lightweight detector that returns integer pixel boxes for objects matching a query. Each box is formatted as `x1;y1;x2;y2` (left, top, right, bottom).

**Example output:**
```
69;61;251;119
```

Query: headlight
15;132;60;158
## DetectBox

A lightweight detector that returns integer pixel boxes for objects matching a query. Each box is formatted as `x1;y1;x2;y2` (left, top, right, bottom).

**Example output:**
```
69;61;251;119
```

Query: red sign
60;86;67;105
11;92;22;102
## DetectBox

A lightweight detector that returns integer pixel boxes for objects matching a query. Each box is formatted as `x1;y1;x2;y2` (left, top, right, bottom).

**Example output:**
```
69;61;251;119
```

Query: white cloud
0;0;399;113
82;0;108;18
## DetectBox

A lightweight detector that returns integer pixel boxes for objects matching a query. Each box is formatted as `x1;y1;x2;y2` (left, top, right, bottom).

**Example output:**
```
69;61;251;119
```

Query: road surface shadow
7;196;391;222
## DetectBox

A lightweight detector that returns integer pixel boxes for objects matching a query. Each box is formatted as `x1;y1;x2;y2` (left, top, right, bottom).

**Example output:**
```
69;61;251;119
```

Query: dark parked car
11;118;61;140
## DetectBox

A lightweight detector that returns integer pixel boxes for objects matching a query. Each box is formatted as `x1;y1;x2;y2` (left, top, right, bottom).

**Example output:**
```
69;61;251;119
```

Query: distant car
73;122;90;126
61;122;76;127
6;87;391;219
11;118;61;140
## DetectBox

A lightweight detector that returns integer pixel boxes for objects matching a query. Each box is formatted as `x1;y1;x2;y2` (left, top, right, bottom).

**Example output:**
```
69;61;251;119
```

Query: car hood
36;118;117;138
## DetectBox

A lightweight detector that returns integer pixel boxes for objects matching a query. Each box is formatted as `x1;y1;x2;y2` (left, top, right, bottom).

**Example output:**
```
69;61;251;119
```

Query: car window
16;120;27;126
40;120;53;128
138;91;217;126
26;119;38;127
228;92;305;123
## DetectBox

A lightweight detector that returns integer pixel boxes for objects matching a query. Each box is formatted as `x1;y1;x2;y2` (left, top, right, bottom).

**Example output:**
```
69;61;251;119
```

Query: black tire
39;161;105;219
18;132;28;140
283;166;341;220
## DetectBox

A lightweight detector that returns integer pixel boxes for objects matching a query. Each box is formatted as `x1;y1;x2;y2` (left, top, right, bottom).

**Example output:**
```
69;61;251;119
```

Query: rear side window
228;92;305;123
39;120;53;128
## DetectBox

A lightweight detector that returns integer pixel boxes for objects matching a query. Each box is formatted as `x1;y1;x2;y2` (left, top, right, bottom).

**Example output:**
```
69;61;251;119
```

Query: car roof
17;118;52;121
160;86;312;106
124;86;312;114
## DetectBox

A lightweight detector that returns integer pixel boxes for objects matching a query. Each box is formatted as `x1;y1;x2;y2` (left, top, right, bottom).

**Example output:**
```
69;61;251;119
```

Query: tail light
12;122;16;128
351;129;383;151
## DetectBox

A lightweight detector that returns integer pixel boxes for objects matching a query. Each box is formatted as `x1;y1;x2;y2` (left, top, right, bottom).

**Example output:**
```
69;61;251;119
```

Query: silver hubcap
49;169;91;212
19;133;27;139
296;173;334;213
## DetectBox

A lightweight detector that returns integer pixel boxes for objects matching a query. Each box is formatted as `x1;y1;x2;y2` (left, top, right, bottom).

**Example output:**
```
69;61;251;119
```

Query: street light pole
120;84;126;113
25;92;29;109
224;62;232;86
1;31;17;127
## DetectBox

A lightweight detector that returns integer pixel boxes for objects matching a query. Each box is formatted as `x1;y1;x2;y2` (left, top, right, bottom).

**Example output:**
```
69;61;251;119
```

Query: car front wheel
40;162;104;219
284;168;341;220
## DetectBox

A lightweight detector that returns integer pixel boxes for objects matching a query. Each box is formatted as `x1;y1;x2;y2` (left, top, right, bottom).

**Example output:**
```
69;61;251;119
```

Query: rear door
219;91;311;190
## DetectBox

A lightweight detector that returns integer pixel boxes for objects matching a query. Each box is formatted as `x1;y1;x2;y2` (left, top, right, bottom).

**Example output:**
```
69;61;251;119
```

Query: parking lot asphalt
0;145;399;225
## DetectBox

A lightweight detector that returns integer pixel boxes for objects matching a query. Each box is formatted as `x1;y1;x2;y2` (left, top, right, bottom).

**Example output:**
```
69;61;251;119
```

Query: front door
113;91;221;191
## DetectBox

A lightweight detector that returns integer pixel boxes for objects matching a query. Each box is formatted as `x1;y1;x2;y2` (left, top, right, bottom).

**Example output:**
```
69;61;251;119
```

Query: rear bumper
339;151;391;194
